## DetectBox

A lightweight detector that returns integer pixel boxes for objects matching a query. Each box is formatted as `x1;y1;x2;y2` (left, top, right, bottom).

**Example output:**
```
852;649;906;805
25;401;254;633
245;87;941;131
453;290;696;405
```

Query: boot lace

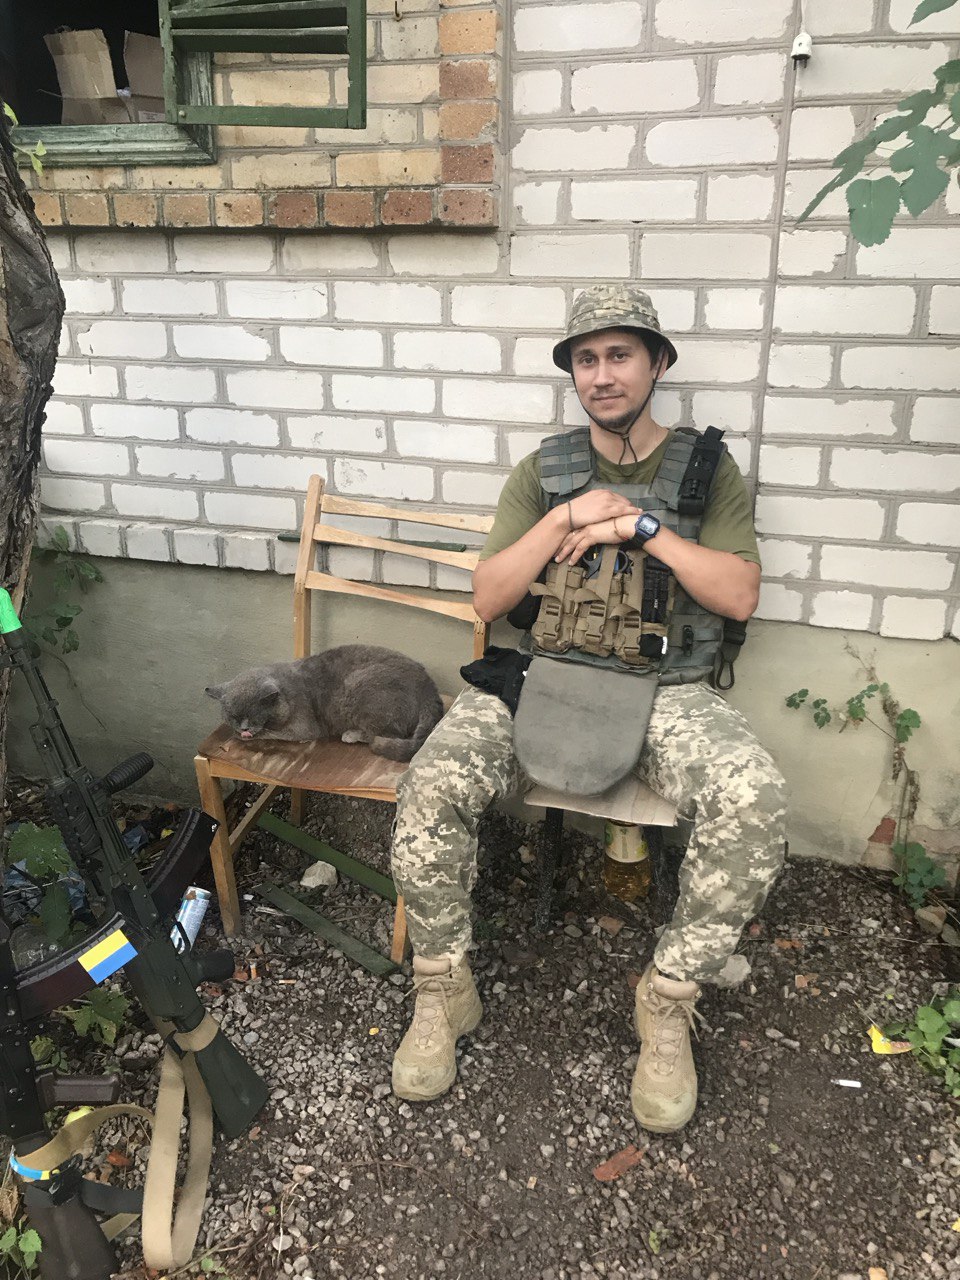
407;972;455;1051
645;989;706;1077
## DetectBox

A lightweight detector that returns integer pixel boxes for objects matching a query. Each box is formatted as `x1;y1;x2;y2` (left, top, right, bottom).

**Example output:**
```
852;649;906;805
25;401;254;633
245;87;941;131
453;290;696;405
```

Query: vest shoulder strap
538;427;594;497
677;424;727;518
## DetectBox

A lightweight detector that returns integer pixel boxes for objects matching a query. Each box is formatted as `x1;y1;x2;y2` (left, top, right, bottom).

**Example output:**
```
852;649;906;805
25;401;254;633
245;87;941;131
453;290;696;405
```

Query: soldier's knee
397;749;494;818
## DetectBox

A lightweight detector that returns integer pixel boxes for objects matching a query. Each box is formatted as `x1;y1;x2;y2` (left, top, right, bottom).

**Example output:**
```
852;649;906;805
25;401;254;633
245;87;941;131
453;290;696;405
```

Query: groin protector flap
513;658;656;796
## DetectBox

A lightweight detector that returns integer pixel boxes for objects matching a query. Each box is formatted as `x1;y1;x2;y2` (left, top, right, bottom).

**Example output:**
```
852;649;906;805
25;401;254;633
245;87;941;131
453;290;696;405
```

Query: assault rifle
0;587;269;1277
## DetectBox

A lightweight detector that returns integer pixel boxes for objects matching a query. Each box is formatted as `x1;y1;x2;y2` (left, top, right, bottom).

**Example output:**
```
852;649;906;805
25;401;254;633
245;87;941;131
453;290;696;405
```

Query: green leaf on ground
846;176;902;246
8;823;71;878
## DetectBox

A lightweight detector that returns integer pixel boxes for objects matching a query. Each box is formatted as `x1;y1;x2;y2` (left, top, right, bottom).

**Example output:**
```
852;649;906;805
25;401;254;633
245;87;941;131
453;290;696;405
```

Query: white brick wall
646;118;779;167
571;60;699;115
514;3;645;53
37;1;960;640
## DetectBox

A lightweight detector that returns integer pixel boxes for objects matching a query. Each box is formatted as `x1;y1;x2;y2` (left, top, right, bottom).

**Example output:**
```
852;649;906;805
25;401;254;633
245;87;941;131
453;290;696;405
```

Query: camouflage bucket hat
552;284;678;373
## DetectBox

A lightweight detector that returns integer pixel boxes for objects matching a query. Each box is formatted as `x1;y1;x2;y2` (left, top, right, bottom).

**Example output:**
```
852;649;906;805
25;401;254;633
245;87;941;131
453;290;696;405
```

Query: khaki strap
140;1033;214;1270
18;1103;154;1175
16;1026;215;1271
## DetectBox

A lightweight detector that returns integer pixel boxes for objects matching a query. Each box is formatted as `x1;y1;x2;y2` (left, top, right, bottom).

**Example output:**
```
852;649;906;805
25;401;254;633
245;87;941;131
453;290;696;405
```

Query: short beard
591;402;642;434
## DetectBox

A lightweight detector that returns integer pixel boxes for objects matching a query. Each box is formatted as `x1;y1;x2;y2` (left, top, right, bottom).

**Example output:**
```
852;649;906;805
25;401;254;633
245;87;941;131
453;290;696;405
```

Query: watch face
637;514;659;537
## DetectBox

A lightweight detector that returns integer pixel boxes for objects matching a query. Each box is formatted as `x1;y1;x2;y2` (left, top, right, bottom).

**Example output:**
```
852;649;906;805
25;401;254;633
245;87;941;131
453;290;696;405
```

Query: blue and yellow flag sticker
78;929;137;983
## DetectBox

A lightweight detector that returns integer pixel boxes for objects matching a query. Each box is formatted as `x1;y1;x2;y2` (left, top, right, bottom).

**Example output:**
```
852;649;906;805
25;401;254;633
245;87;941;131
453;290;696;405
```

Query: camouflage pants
392;682;787;984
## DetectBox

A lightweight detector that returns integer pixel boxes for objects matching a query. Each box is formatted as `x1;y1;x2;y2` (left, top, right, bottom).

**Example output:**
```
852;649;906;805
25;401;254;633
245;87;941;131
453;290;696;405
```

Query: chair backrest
292;474;494;665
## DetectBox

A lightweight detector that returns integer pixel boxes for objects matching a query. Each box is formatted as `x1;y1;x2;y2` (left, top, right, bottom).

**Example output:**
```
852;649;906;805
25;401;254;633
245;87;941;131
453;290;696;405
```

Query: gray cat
205;644;443;763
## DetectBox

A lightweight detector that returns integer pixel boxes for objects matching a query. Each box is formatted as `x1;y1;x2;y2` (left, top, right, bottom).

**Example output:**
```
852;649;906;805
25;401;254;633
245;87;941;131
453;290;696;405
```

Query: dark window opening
4;0;161;126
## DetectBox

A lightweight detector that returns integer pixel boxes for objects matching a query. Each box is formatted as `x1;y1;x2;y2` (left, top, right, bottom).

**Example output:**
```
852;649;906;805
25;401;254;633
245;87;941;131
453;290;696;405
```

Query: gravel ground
6;785;960;1280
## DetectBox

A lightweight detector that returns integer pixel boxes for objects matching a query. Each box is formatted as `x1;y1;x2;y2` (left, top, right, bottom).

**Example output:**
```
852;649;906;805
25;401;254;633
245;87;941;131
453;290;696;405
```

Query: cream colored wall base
8;559;959;873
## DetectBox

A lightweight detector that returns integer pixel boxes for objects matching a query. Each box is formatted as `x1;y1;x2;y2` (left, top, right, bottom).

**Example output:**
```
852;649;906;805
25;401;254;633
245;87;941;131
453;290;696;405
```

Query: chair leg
290;788;306;827
390;895;409;966
533;807;565;935
195;756;242;937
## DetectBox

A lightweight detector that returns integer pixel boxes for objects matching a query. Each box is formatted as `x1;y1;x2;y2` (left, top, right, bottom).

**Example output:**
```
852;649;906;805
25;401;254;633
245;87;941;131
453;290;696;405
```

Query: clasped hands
555;490;642;565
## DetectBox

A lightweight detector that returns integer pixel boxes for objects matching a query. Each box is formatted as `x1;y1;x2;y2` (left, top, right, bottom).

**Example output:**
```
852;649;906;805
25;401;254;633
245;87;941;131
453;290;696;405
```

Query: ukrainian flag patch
78;928;137;983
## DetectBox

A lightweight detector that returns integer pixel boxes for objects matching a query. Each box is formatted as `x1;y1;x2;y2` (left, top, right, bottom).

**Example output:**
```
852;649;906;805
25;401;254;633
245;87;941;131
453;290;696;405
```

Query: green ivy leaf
916;1006;949;1039
935;57;960;85
785;689;809;708
30;1035;55;1064
895;708;922;742
2;102;17;124
86;986;130;1027
846;176;902;247
913;0;960;24
846;698;867;721
18;1229;42;1265
51;525;69;552
9;822;70;878
943;998;960;1024
0;1227;18;1253
813;706;832;729
892;125;955;215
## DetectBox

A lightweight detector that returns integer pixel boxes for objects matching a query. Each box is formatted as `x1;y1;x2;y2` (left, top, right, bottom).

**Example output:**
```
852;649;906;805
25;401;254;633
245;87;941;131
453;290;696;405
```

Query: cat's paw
341;729;368;744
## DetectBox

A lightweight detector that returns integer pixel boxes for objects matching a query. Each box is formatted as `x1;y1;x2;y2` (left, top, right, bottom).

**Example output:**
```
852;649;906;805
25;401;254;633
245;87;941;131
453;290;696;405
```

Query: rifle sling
15;1015;218;1270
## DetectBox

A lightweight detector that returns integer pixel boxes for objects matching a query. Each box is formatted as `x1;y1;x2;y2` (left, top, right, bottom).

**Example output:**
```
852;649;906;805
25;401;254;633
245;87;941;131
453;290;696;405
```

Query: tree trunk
0;116;65;821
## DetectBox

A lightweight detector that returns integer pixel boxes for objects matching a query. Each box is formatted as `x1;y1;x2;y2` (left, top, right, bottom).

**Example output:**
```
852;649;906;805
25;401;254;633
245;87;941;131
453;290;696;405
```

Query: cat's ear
260;682;281;704
205;684;224;700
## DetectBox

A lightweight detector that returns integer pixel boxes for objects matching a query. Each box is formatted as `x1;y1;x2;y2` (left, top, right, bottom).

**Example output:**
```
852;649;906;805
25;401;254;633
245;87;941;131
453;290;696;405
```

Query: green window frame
13;0;366;167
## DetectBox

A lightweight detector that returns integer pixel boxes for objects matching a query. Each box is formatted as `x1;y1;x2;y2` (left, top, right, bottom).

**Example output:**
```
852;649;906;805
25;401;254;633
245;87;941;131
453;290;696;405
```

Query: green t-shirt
478;433;761;565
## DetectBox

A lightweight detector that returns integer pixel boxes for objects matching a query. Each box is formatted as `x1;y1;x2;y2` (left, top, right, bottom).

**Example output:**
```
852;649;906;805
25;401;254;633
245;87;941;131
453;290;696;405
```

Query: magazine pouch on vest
512;425;732;795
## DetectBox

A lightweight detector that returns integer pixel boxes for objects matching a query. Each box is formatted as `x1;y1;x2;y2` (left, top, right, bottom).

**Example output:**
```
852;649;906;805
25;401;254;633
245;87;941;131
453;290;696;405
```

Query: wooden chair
194;474;492;959
195;474;678;960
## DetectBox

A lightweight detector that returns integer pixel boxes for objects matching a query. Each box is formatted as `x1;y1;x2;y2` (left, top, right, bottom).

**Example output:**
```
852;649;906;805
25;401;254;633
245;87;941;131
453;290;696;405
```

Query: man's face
569;327;665;432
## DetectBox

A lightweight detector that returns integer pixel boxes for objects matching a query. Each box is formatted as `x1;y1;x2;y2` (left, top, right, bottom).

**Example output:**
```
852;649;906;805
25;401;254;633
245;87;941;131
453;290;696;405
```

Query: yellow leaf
867;1024;913;1055
368;1027;379;1036
868;1269;889;1280
952;1218;960;1231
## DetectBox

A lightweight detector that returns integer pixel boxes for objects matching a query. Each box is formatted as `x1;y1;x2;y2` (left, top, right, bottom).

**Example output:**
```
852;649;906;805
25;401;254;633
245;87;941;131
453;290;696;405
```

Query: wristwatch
632;513;661;545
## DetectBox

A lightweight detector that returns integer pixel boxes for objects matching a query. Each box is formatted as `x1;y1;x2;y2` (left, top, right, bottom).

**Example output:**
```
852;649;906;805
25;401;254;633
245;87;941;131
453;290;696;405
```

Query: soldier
390;285;787;1133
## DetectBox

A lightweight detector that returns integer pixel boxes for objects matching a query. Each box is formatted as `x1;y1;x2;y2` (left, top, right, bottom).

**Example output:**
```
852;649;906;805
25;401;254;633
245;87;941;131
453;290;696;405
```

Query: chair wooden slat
319;492;494;535
313;522;481;570
303;569;479;622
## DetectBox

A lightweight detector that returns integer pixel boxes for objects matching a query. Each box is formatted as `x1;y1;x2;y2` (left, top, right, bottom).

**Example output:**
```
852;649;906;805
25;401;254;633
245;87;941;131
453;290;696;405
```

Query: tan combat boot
392;956;482;1102
631;963;703;1133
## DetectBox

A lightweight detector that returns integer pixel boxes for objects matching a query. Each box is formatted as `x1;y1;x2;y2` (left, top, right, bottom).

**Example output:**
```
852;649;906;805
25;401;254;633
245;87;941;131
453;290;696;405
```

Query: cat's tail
370;702;442;763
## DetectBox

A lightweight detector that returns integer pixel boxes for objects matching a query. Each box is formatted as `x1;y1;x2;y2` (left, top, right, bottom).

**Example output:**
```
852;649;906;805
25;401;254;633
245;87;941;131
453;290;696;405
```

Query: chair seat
197;724;406;801
524;776;677;828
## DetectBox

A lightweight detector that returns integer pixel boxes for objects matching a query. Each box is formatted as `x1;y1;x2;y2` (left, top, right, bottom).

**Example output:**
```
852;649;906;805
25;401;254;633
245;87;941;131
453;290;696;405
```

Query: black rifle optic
0;588;269;1278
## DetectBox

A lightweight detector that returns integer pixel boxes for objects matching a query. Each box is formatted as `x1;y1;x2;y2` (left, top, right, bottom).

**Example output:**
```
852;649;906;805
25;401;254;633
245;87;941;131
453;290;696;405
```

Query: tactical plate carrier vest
525;426;744;688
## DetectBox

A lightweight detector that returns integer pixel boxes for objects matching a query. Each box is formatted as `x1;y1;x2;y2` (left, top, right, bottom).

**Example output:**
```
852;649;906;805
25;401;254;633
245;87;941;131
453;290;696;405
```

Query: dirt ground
6;784;960;1280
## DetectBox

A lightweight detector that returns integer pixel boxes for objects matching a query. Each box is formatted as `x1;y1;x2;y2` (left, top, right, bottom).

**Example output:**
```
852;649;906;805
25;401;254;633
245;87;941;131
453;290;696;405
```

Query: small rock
714;954;751;988
300;862;338;890
915;904;947;935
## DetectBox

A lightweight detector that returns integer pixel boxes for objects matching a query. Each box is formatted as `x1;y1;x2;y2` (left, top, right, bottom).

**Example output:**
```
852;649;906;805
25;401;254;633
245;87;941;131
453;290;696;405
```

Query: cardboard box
44;29;166;126
124;32;166;123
